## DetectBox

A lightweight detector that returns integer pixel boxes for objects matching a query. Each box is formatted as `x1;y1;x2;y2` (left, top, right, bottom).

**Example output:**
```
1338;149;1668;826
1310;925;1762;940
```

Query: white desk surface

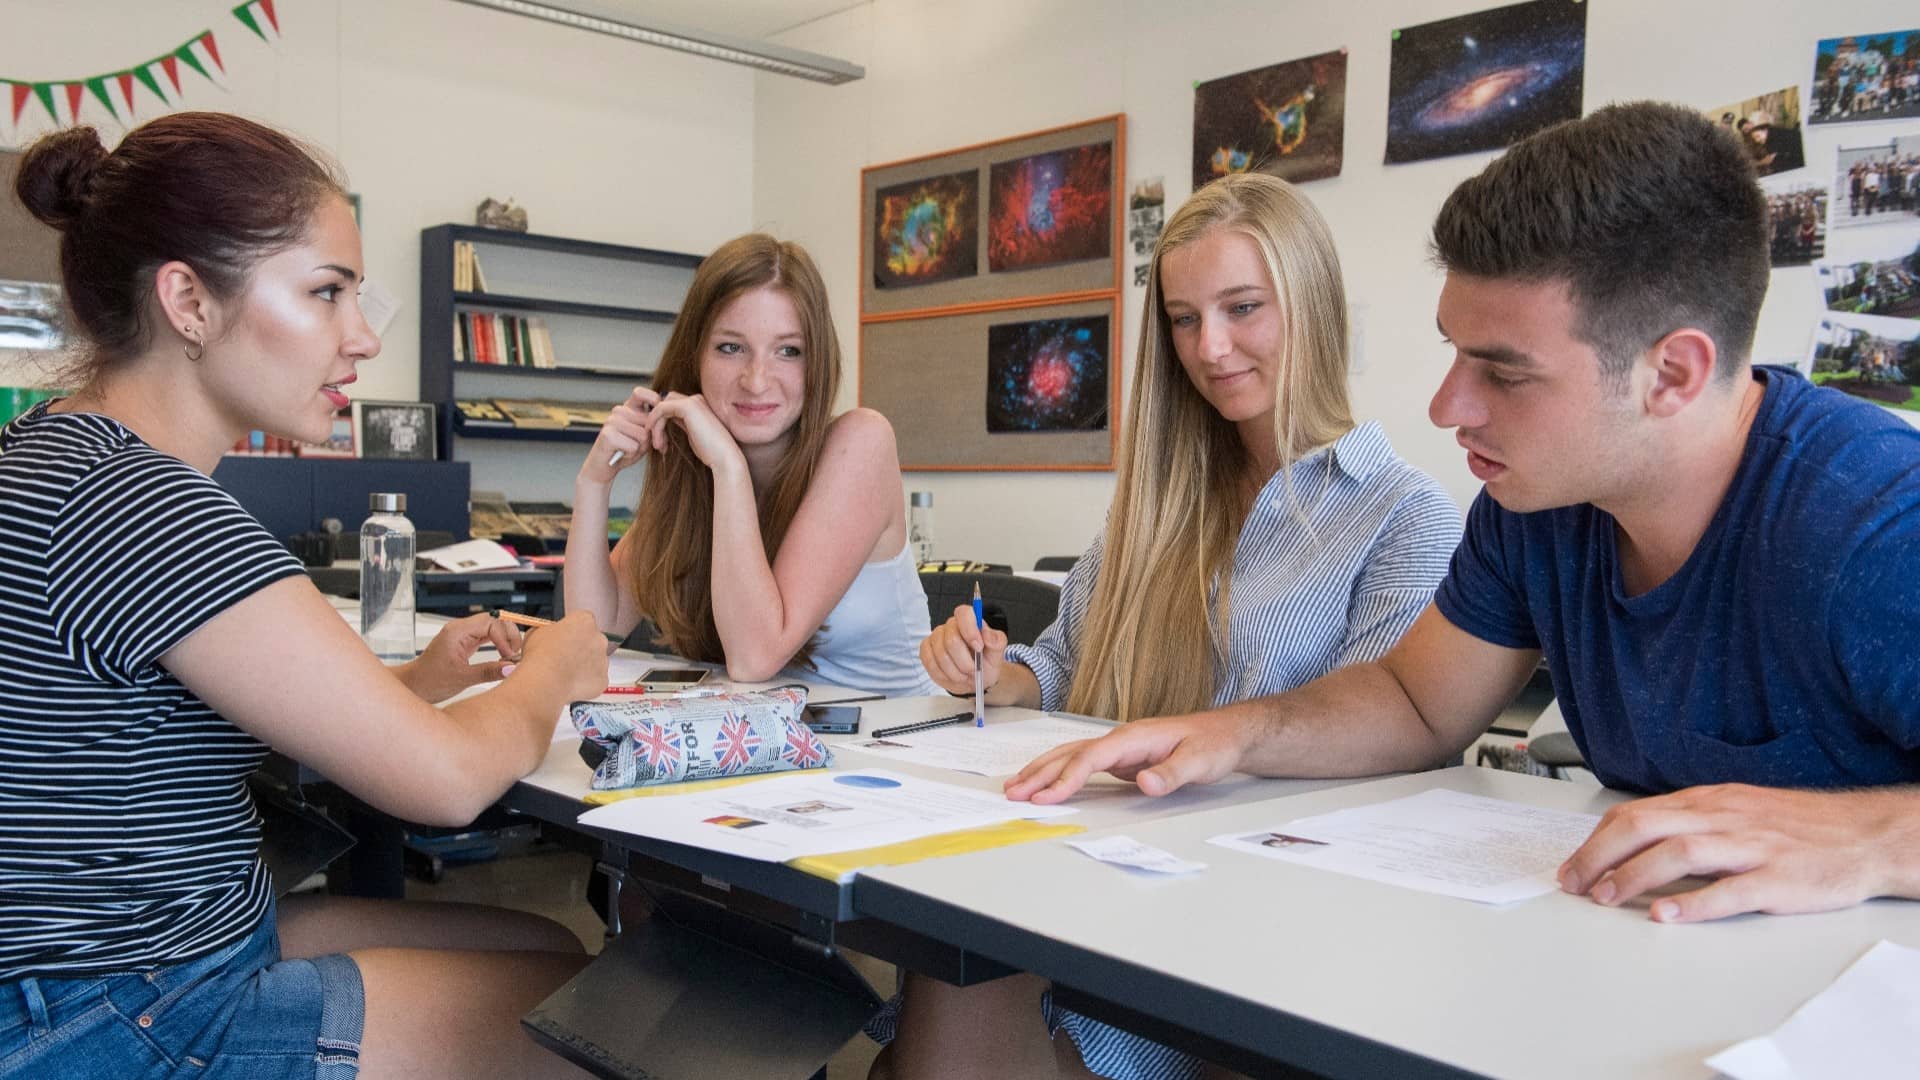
518;693;1349;832
857;766;1920;1080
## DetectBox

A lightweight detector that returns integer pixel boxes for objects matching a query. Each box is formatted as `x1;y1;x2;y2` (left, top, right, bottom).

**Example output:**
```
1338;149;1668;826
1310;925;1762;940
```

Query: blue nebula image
986;314;1110;434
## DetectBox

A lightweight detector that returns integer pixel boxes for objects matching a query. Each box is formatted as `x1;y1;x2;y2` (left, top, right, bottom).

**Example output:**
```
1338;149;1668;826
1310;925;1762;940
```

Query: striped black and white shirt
0;402;304;980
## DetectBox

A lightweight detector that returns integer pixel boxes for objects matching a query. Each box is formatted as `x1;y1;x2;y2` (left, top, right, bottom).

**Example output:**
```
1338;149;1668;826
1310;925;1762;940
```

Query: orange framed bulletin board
859;115;1125;471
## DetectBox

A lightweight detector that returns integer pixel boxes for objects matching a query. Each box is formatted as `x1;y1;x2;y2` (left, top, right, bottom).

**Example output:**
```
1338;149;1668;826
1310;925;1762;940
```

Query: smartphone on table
802;704;861;735
635;666;712;692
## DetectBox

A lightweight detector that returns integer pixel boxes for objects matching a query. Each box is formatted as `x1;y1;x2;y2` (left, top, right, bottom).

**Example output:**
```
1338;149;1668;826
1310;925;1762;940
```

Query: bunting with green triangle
3;3;281;139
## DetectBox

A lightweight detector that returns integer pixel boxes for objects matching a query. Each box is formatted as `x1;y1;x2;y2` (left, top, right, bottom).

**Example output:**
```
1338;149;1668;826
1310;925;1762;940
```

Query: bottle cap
910;491;933;507
369;492;407;513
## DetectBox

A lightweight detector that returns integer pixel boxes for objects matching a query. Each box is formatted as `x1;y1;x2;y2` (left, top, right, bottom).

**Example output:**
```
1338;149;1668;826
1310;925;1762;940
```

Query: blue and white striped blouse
1010;420;1463;715
1008;420;1463;1080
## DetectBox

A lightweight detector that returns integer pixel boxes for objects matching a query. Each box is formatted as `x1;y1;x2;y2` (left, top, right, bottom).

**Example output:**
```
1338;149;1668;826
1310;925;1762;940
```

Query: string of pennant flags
3;1;281;131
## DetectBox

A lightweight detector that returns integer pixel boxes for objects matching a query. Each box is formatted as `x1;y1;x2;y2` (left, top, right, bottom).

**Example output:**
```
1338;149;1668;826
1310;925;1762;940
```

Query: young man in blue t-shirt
1007;101;1920;924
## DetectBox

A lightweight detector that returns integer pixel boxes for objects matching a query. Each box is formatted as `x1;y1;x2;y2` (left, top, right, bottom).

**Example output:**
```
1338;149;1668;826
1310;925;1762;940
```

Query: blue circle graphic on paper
835;774;902;789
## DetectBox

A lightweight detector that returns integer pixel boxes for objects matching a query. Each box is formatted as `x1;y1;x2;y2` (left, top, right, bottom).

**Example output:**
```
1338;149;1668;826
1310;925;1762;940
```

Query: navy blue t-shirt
1435;366;1920;794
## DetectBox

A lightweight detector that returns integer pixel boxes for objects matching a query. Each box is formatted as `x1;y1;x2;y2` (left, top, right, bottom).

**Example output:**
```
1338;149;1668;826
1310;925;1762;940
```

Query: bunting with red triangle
3;3;282;142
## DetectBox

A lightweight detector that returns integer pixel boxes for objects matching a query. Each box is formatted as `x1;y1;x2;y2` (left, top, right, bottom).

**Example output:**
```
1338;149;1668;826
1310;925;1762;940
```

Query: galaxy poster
1192;49;1348;190
987;142;1114;273
1384;0;1586;166
1705;87;1807;178
872;170;979;290
985;314;1111;434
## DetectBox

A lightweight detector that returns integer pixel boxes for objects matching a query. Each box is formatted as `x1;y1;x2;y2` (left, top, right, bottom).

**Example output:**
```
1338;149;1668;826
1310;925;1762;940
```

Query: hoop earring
183;332;204;363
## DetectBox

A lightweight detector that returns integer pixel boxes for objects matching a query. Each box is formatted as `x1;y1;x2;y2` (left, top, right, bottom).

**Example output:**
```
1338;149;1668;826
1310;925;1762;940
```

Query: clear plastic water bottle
360;493;416;660
908;491;934;566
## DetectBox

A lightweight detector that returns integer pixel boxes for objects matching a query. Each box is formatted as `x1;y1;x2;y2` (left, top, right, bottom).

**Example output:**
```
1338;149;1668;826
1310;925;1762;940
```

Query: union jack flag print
629;721;682;776
781;726;828;768
713;715;762;773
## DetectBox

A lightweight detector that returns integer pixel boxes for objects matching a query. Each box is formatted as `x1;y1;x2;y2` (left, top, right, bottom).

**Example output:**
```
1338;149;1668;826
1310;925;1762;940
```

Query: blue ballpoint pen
971;581;986;727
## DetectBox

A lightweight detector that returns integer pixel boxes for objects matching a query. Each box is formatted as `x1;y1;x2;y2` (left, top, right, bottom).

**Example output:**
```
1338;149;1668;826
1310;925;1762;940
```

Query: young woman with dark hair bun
0;113;606;1079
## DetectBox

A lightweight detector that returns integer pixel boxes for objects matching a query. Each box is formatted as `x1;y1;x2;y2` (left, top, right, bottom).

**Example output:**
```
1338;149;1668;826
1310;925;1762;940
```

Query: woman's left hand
396;612;525;703
648;393;746;478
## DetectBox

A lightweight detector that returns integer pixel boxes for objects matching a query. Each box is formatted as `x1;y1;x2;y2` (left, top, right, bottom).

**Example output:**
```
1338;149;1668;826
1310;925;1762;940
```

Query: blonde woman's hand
919;604;1008;697
579;385;659;485
399;612;525;703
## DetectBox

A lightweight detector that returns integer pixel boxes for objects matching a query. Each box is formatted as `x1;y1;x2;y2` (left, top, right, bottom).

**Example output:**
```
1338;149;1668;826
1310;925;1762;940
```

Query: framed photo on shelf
298;406;357;458
353;400;437;460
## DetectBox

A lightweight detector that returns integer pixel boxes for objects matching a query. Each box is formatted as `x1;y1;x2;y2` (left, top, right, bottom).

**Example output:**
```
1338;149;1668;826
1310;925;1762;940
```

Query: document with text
1208;788;1600;904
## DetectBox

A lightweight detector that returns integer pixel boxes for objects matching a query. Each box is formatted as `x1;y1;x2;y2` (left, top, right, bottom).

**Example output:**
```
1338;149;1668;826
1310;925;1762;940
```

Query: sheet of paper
575;768;1074;862
421;537;521;571
1707;940;1920;1080
359;279;401;337
1208;788;1598;904
837;715;1112;776
1068;834;1206;875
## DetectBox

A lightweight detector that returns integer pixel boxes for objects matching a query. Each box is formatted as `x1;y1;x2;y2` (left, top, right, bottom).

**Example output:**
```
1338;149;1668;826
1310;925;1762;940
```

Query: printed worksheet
1208;788;1600;904
837;715;1112;776
575;768;1074;861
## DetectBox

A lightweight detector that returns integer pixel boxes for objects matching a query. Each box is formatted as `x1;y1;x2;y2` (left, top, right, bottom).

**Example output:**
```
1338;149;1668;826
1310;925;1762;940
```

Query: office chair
1032;555;1078;572
1524;700;1588;779
918;571;1061;647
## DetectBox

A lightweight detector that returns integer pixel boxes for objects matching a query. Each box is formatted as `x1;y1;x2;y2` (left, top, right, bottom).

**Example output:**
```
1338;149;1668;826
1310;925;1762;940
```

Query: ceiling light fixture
450;0;865;85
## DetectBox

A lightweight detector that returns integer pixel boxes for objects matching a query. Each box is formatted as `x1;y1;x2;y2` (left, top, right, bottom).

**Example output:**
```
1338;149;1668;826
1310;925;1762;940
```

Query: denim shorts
0;902;364;1079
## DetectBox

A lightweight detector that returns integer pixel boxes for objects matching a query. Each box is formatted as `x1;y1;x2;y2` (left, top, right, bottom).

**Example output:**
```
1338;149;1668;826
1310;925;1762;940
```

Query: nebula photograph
1385;0;1586;165
1193;49;1348;190
985;314;1111;433
872;170;979;289
988;142;1114;273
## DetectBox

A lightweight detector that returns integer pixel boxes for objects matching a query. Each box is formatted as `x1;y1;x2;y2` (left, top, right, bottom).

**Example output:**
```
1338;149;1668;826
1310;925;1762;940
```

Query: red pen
598;684;729;698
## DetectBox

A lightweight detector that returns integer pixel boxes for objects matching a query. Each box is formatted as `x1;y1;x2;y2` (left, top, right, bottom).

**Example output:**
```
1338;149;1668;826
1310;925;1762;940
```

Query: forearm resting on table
424;675;574;822
1229;659;1471;779
564;478;623;628
706;471;806;681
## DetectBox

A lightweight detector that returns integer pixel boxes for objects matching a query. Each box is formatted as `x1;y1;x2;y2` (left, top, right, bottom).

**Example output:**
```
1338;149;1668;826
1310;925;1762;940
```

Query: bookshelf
418;224;702;461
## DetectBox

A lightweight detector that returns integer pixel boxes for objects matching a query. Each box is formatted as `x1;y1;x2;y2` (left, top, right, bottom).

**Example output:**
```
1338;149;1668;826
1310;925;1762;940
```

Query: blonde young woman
565;235;938;697
882;174;1464;1080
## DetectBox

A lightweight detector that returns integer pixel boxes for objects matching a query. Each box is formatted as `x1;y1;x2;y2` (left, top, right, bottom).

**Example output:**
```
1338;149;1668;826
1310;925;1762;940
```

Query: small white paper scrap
1707;940;1920;1080
1068;834;1206;875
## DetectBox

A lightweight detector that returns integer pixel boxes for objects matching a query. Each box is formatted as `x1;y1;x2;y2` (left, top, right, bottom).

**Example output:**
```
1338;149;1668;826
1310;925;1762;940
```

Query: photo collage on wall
1797;28;1920;414
860;116;1123;470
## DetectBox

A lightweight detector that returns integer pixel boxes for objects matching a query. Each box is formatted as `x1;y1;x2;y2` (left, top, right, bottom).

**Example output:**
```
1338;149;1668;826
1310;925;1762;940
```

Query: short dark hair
15;112;344;383
1431;101;1769;383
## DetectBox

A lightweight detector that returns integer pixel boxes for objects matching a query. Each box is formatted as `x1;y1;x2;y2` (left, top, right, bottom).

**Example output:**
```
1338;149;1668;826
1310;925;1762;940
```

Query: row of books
225;431;302;457
452;240;491;293
470;491;633;546
455;398;611;431
456;311;559;368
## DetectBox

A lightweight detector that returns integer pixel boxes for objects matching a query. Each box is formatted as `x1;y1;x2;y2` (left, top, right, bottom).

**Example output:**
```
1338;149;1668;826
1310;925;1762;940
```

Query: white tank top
785;541;940;697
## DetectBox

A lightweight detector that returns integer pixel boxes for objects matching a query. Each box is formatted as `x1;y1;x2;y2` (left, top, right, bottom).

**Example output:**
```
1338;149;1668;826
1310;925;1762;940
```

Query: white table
856;766;1920;1079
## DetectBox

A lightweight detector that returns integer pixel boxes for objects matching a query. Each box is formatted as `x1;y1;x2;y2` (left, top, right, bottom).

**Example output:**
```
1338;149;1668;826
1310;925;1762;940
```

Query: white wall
2;0;756;499
757;0;1920;571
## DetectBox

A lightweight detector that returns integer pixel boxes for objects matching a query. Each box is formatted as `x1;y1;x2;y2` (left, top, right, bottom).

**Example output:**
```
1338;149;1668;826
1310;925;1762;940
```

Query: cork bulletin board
859;115;1125;471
